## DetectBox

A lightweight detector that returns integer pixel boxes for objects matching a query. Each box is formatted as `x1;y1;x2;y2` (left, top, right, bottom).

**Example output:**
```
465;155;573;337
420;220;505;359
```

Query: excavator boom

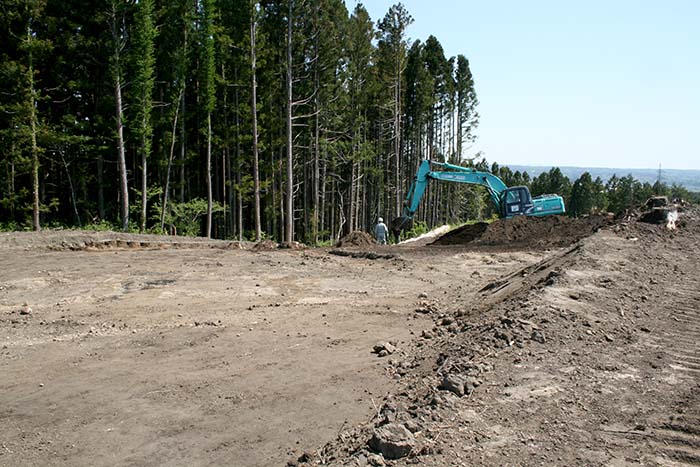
391;160;565;240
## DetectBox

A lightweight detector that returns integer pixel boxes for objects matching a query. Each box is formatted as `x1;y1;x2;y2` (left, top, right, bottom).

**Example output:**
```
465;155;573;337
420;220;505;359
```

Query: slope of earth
431;214;612;248
0;231;542;466
0;230;245;251
314;218;700;466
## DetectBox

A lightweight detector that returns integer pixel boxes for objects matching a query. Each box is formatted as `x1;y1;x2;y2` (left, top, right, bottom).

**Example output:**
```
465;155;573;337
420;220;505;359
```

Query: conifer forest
0;1;695;241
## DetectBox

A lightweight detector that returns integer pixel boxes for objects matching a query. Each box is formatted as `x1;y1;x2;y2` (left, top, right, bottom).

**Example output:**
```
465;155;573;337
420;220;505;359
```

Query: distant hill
507;165;700;192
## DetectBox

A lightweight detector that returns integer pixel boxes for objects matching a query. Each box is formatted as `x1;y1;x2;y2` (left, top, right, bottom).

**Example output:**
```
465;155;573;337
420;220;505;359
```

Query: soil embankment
314;216;700;466
431;214;612;248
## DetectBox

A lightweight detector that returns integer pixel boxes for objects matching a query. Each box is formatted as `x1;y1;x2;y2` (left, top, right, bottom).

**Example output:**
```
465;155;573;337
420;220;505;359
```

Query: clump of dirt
253;239;280;251
336;231;376;248
432;215;612;248
278;241;306;250
329;250;396;260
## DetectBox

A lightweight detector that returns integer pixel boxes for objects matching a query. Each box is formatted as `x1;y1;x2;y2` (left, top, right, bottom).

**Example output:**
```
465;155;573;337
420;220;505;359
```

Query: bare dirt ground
1;211;698;467
0;230;539;466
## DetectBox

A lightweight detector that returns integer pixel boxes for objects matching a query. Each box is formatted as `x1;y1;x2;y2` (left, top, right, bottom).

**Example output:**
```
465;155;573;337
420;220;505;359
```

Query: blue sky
359;1;700;170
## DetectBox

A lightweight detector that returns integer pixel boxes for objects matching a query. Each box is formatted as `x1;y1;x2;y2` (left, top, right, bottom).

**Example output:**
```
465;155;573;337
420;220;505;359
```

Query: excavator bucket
390;215;413;243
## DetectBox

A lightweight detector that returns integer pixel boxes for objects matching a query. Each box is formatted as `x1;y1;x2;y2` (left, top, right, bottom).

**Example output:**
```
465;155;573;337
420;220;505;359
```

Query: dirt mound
680;204;700;222
432;214;612;248
336;231;376;247
0;230;243;251
431;222;489;246
278;241;306;250
253;239;280;251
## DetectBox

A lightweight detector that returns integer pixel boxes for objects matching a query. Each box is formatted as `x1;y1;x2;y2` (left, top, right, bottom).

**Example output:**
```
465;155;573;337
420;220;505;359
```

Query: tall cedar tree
201;0;216;238
377;3;413;219
132;0;156;232
3;2;686;238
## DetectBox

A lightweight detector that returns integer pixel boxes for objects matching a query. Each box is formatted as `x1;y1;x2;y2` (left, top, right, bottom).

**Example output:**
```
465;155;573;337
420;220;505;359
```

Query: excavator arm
391;160;566;240
391;160;508;239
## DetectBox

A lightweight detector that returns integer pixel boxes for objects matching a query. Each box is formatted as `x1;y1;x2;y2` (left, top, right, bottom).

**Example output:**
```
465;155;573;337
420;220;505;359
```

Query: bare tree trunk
354;164;361;231
250;11;262;241
222;64;229;238
8;145;16;216
140;118;148;232
179;88;186;203
330;177;335;242
28;30;40;232
59;151;81;227
115;74;128;231
313;98;320;244
97;155;105;220
160;88;181;232
285;0;294;244
348;162;355;233
394;76;402;219
233;66;243;241
320;157;327;241
205;113;212;238
179;23;188;204
110;4;129;232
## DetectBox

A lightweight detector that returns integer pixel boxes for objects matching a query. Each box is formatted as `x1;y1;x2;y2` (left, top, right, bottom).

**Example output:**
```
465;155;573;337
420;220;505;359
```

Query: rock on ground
368;423;415;459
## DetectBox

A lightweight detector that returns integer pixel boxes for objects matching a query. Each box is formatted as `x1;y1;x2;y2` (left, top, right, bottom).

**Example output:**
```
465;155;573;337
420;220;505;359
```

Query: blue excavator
391;160;566;240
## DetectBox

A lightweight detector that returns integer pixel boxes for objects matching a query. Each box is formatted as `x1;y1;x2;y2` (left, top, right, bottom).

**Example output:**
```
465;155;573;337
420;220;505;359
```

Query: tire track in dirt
648;280;700;466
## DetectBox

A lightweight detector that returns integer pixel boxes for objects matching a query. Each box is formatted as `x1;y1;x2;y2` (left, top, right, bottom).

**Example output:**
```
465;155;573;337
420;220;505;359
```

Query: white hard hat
378;217;383;223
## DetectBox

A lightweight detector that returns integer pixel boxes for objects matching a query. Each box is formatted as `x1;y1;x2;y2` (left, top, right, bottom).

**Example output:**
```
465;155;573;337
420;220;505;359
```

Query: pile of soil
432;214;612;248
278;241;306;250
0;230;243;251
253;239;280;251
336;231;376;248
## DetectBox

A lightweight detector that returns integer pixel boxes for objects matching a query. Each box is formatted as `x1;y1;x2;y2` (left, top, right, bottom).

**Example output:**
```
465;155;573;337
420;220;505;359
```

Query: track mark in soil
663;285;700;376
648;280;700;466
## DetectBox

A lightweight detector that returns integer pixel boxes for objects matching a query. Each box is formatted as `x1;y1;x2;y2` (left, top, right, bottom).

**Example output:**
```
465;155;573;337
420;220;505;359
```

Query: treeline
401;160;698;232
0;0;482;242
2;2;695;242
489;164;698;218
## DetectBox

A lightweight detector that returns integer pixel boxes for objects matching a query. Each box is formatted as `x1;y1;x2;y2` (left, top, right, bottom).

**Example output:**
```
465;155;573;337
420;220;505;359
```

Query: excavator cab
501;186;534;217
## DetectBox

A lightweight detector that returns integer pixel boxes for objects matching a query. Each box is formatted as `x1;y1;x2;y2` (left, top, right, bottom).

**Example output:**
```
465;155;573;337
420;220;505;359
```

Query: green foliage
605;174;646;213
455;54;478;153
159;198;224;237
569;172;594;216
403;220;429;240
0;221;27;232
531;167;572;201
244;228;267;242
131;0;157;148
1;0;697;245
200;0;216;115
82;220;120;232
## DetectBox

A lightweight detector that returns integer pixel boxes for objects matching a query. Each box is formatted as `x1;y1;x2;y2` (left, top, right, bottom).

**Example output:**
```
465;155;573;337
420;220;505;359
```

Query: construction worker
375;217;388;245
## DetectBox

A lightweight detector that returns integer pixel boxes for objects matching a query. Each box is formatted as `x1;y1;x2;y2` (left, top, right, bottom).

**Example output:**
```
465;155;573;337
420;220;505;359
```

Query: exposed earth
1;210;698;467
